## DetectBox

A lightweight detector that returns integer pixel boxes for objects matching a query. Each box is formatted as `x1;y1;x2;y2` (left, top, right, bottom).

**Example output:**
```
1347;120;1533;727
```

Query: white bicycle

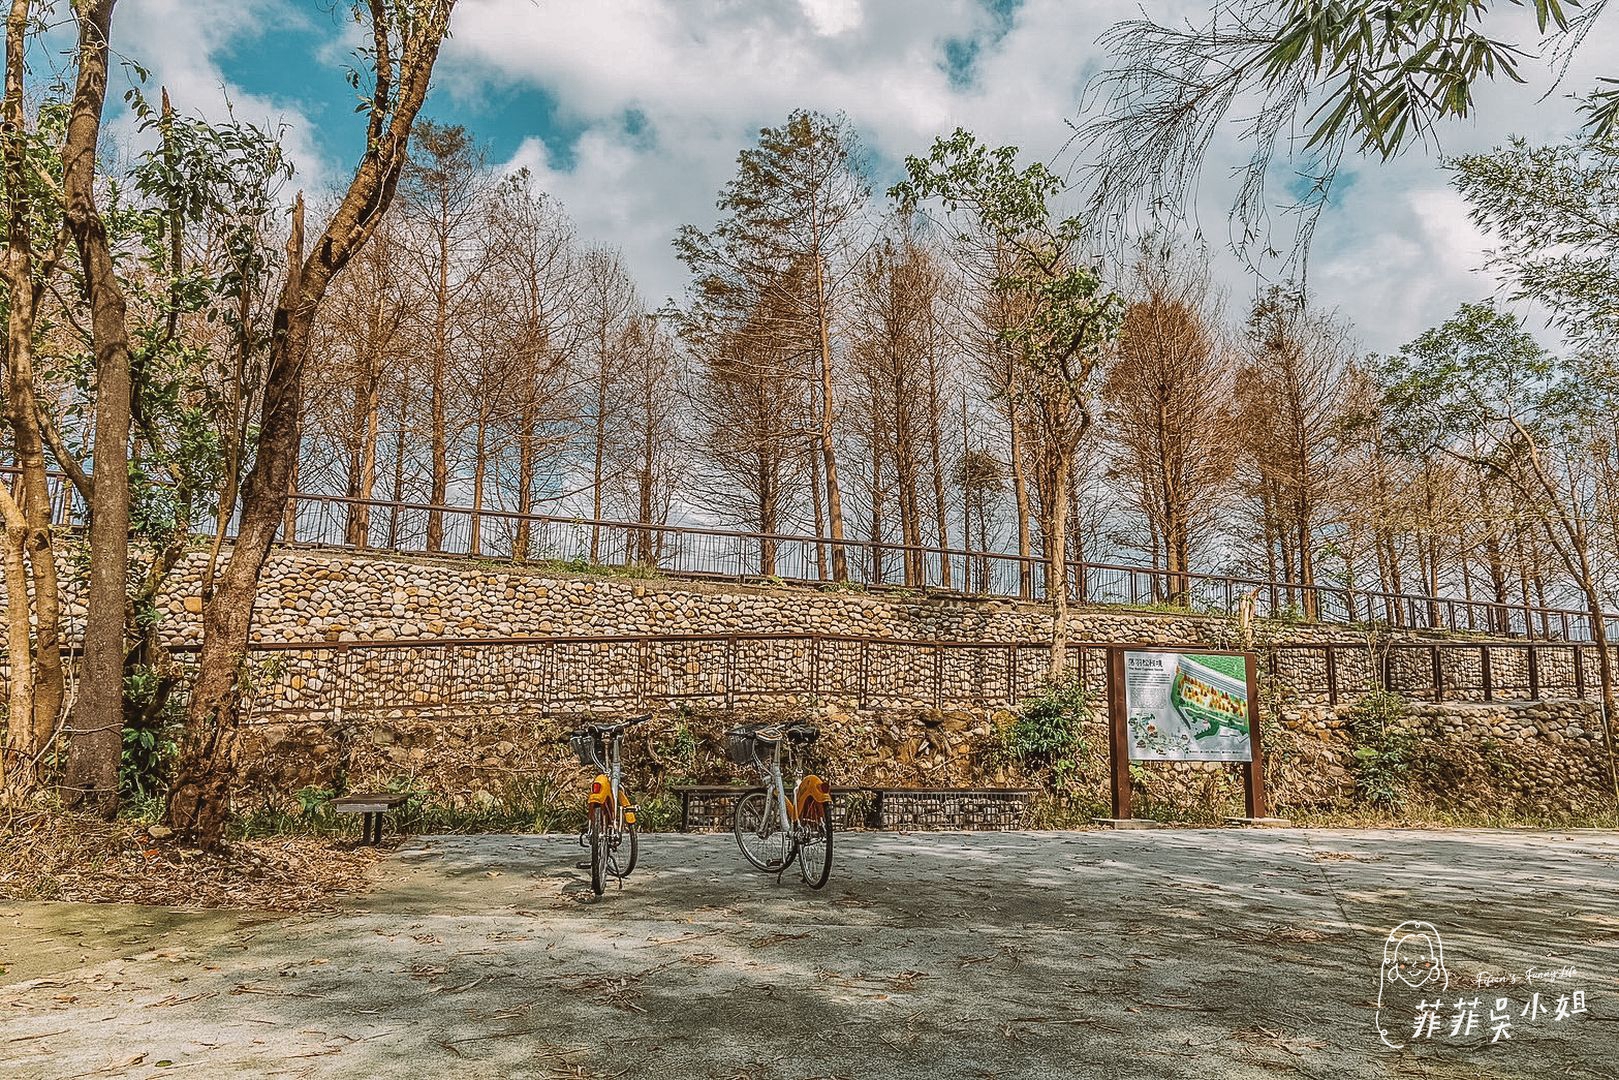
724;722;833;889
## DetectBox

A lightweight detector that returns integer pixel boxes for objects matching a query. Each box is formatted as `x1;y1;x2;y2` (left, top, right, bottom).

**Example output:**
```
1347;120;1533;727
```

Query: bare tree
676;111;869;580
398;121;490;551
1235;288;1351;618
480;174;581;557
1101;243;1238;600
576;246;639;556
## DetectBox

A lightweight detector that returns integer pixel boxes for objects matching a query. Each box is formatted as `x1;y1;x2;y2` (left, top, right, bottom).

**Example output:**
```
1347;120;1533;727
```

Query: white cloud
111;0;1619;352
800;0;864;36
113;0;335;189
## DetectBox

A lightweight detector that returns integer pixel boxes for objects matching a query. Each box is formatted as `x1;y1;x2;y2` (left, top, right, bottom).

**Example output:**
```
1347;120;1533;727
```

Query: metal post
1107;647;1131;820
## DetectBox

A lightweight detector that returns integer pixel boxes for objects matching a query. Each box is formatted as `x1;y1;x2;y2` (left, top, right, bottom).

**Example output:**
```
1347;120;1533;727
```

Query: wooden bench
328;793;408;845
670;784;876;832
669;785;1035;832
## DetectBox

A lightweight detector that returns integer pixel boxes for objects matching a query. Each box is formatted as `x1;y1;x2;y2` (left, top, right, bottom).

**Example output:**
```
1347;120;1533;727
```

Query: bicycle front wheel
589;804;608;895
734;791;793;872
611;818;638;879
797;804;833;889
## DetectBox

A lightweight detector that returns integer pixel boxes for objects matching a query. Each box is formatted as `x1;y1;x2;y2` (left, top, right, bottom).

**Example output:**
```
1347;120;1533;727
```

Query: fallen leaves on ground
0;810;382;912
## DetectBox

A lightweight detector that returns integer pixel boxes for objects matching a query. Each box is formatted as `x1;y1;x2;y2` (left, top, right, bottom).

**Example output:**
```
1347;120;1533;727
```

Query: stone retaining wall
3;545;1433;648
4;545;1613;823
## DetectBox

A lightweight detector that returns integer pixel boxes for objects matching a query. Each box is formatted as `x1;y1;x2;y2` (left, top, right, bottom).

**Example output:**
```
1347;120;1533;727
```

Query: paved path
3;829;1617;1078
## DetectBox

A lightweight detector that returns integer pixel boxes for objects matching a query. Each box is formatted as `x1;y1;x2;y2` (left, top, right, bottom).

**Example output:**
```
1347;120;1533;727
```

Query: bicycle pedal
575;860;592;869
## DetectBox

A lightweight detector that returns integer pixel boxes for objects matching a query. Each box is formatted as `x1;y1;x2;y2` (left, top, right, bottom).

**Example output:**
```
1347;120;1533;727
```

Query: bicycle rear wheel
797;804;833;889
734;791;793;872
589;804;608;895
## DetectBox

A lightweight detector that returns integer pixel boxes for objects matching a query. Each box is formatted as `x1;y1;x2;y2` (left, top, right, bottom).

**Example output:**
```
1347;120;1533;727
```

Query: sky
95;0;1619;355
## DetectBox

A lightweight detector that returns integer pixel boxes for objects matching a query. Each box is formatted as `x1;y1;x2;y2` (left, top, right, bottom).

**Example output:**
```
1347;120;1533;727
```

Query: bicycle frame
584;731;635;831
760;735;828;834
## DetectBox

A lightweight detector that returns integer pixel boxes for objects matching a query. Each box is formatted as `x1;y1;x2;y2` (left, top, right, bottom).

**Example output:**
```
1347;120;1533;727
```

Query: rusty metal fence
8;466;1611;643
107;634;1601;727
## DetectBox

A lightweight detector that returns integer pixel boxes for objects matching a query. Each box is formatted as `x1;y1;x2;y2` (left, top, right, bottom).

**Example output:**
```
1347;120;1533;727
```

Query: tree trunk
1008;399;1033;599
344;307;383;547
812;253;848;581
1580;584;1619;823
388;393;406;549
427;225;449;552
515;390;537;558
808;434;827;580
469;415;486;556
1;0;64;788
869;439;884;582
169;3;456;848
60;0;132;816
1;509;35;793
926;330;951;590
1048;452;1071;679
590;321;609;561
636;380;656;564
281;421;300;542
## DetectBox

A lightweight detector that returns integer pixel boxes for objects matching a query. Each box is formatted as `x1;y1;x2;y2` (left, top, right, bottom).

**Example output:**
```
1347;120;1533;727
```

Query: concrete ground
2;829;1616;1079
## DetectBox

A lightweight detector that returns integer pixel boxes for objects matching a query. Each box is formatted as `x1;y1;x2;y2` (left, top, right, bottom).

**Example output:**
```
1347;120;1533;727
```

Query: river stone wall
4;545;1612;823
0;545;1558;648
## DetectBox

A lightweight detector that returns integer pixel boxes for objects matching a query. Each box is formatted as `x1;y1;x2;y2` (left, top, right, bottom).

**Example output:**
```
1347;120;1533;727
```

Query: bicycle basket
570;730;602;768
723;729;760;766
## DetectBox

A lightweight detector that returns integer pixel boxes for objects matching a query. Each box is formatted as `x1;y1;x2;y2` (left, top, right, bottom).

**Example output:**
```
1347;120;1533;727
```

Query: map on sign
1122;650;1252;762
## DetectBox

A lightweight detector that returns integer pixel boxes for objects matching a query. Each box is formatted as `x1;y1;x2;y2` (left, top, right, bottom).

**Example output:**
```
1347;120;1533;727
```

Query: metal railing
8;465;1613;643
98;634;1609;722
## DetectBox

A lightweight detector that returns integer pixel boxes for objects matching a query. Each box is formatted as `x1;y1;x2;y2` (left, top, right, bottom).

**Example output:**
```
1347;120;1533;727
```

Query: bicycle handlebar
582;712;652;735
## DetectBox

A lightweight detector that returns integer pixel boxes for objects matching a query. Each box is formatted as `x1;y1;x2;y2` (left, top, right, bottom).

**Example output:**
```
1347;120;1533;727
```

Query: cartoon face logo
1390;931;1443;988
1376;921;1450;1049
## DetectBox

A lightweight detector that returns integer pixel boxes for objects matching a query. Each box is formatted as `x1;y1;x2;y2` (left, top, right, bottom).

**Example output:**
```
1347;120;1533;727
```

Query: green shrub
1346;690;1415;809
119;665;181;801
1008;677;1092;774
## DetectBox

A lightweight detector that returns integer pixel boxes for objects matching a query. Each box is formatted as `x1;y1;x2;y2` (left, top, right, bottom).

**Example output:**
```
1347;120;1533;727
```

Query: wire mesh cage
570;730;603;769
723;728;763;766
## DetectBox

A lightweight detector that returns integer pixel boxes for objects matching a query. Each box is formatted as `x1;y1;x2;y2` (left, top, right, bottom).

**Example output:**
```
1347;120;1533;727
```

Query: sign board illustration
1105;646;1268;820
1121;650;1252;762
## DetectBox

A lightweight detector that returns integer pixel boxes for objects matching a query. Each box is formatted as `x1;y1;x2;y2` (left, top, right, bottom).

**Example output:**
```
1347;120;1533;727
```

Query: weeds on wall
1346;690;1416;809
1003;677;1093;805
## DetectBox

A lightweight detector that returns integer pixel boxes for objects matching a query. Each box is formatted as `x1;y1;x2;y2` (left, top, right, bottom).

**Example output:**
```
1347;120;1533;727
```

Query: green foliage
1346;690;1416;809
1448;136;1619;355
1254;0;1585;156
293;785;337;818
659;721;699;779
119;666;180;801
1007;677;1092;775
1086;2;1614;268
891;129;1123;398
